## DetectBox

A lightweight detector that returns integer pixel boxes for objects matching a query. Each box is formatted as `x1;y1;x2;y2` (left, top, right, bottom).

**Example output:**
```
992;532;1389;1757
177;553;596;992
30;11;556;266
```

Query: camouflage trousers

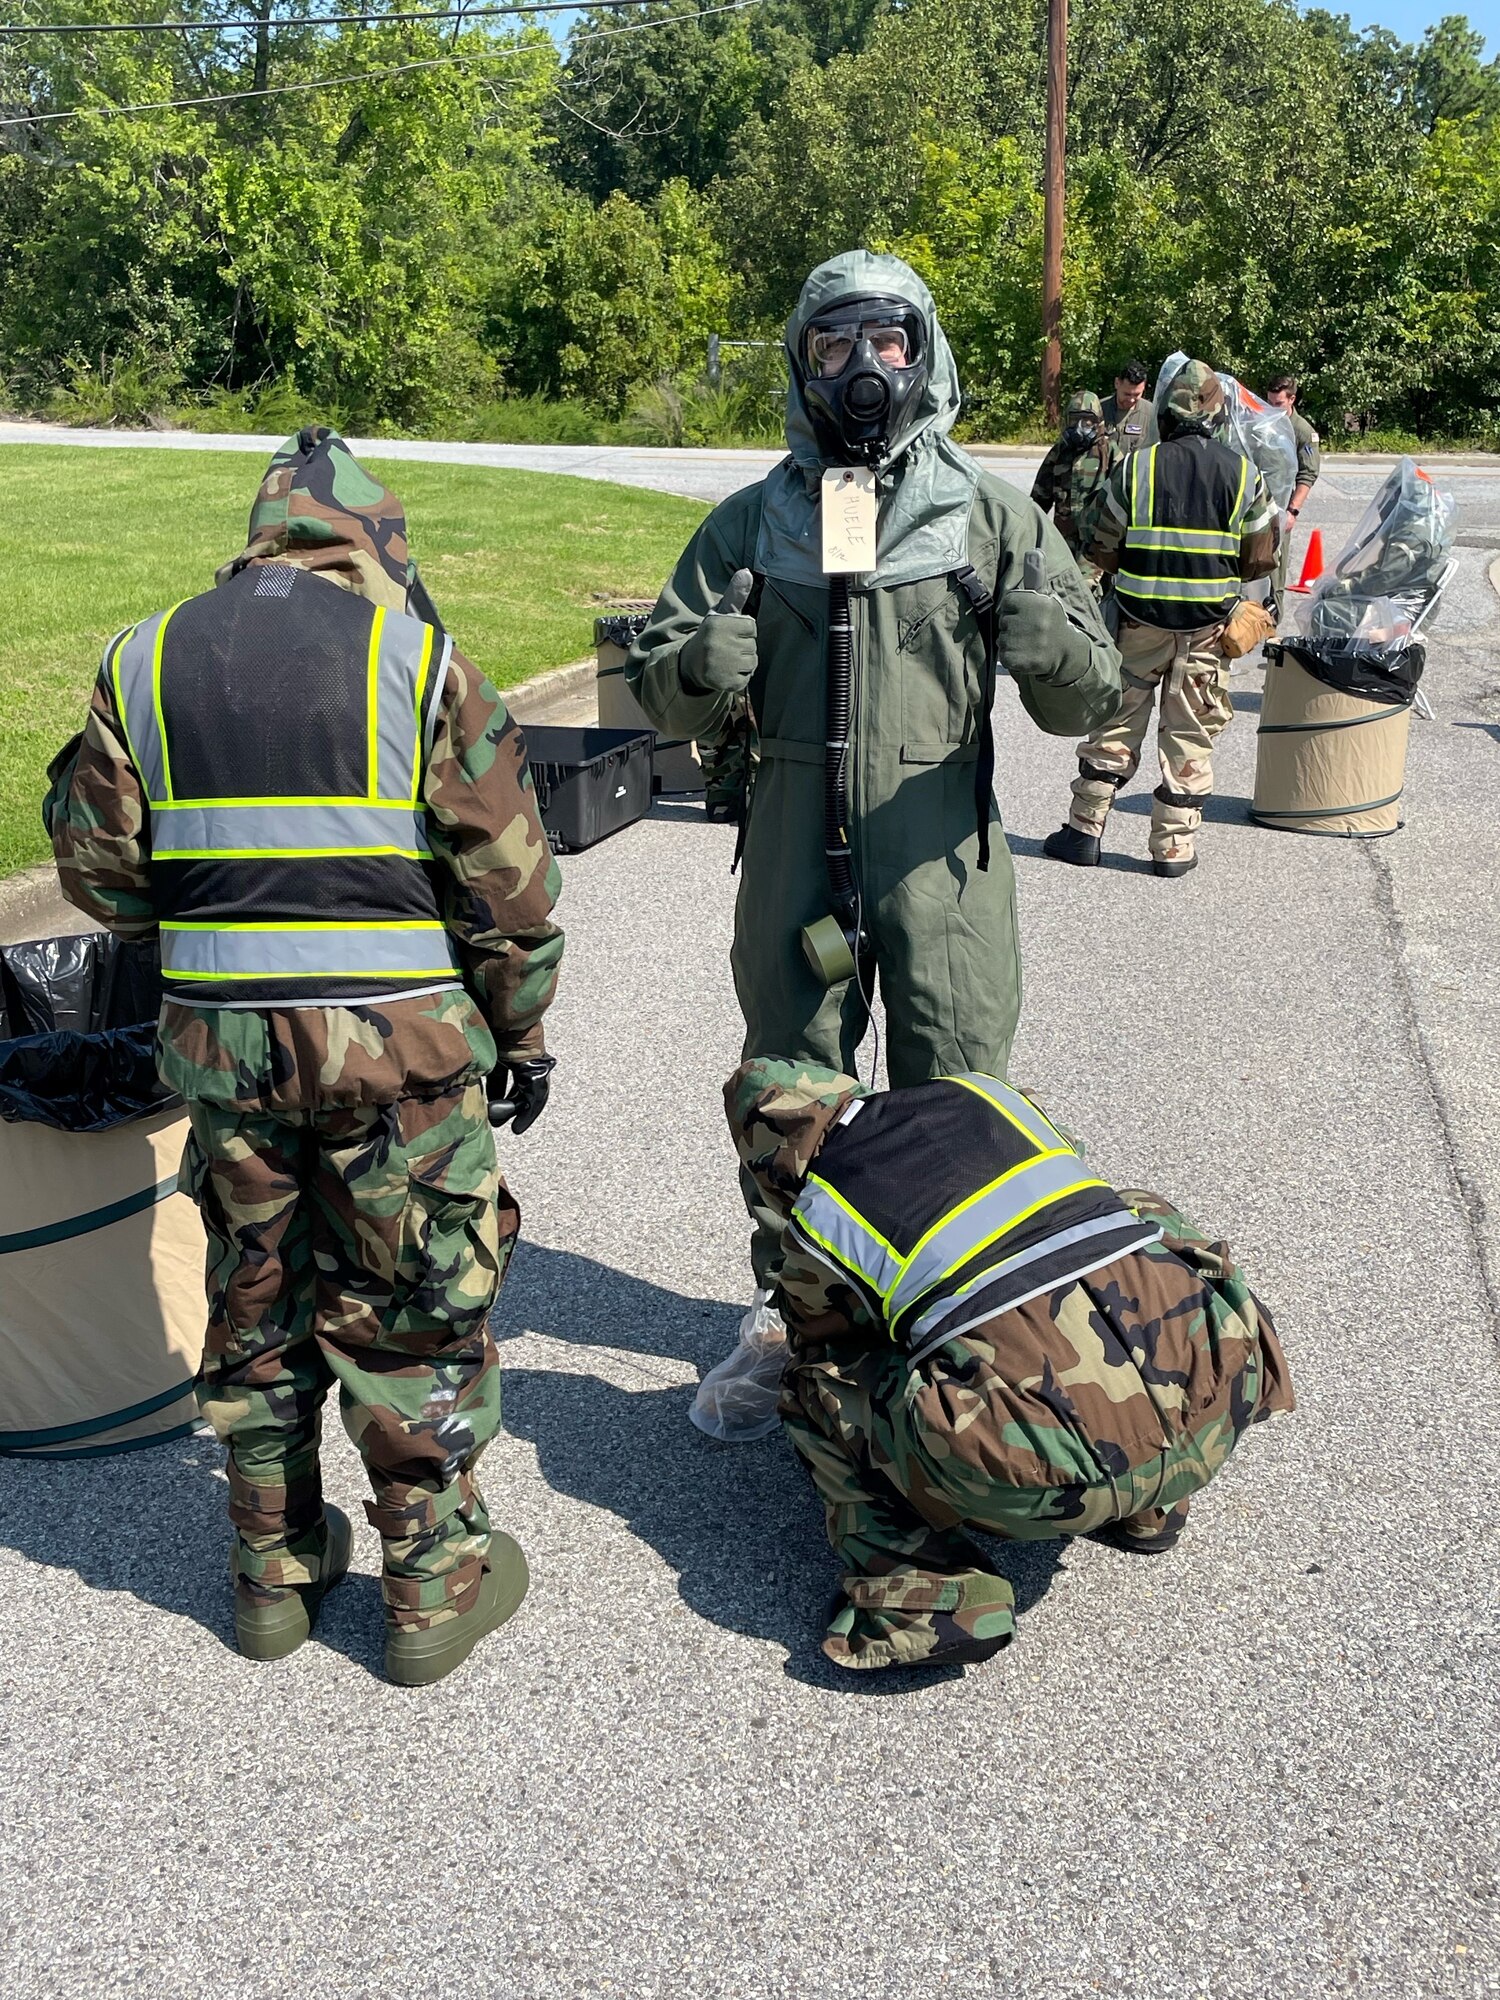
780;1199;1290;1671
183;1082;513;1632
1067;616;1235;862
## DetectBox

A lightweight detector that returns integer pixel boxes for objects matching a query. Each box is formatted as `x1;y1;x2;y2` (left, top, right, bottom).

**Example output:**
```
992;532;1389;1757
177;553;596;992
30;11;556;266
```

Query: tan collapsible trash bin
595;613;702;794
0;1106;205;1456
1251;648;1413;837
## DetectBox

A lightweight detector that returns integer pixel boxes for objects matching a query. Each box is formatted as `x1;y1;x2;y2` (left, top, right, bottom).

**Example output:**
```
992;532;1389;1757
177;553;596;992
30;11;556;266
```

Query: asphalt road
1;439;1498;2000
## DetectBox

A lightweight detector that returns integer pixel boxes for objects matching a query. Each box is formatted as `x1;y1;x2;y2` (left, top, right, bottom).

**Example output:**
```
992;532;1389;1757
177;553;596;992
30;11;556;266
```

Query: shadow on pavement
1115;789;1255;826
0;1432;237;1649
497;1243;1065;1690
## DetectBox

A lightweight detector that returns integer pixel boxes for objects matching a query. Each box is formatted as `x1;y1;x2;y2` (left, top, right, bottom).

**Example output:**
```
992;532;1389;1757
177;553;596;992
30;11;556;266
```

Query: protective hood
216;426;421;614
755;250;983;590
724;1056;870;1224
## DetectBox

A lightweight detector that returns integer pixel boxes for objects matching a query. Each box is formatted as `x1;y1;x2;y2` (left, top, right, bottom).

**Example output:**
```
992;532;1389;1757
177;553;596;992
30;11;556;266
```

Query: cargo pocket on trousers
392;1160;502;1350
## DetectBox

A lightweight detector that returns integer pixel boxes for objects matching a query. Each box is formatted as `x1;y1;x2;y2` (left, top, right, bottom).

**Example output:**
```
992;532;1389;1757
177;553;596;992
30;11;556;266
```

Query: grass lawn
0;446;708;877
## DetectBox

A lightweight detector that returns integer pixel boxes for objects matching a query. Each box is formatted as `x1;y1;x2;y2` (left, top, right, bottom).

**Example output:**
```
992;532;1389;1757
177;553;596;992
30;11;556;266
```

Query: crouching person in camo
726;1058;1294;1672
48;428;563;1685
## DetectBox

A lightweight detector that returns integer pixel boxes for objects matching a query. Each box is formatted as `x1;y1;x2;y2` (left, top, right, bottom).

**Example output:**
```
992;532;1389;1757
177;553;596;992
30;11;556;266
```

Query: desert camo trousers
1067;615;1235;862
184;1084;514;1632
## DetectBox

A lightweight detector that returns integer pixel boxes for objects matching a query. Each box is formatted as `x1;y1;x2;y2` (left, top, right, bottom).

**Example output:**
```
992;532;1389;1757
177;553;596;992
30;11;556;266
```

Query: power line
0;0;755;125
0;2;630;36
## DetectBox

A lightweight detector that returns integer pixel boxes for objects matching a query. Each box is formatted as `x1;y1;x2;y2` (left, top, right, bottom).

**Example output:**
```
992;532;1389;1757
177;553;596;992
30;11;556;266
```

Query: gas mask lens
808;317;914;378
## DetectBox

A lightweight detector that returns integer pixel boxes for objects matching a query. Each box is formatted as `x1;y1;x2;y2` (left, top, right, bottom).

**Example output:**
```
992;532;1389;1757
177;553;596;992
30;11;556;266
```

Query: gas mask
799;296;929;467
1062;419;1100;452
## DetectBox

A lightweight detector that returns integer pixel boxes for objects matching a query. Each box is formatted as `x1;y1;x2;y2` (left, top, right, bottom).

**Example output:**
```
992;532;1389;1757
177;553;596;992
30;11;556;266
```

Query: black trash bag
1273;637;1426;708
0;933;172;1132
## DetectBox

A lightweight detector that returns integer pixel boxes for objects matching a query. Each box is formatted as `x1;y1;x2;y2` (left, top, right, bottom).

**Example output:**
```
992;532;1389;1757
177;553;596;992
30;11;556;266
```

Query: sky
1332;0;1499;55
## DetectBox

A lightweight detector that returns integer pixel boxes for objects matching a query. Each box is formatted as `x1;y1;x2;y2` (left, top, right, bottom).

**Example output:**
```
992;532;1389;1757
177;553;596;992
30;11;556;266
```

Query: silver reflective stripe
906;1212;1160;1346
422;635;453;770
372;610;438;802
151;800;430;859
111;612;175;804
887;1150;1108;1327
789;1181;904;1299
160;921;460;983
905;1224;1163;1369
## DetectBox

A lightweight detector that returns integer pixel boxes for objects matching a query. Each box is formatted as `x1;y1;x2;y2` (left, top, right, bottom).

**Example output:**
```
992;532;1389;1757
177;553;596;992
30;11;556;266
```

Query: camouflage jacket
725;1056;1295;1482
1030;437;1113;562
48;429;563;1108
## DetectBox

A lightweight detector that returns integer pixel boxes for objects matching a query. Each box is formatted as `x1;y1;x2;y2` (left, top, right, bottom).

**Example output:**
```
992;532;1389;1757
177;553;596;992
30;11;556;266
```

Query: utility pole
1041;0;1067;427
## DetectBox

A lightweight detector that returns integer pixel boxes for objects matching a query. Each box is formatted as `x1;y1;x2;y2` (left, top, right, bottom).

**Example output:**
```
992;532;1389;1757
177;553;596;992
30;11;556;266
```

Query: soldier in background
1100;359;1158;458
48;430;563;1686
1044;361;1279;878
725;1056;1294;1672
1264;374;1322;600
1030;390;1113;598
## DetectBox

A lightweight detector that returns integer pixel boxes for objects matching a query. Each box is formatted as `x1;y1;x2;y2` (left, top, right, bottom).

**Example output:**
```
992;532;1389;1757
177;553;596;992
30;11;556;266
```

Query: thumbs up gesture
681;569;759;696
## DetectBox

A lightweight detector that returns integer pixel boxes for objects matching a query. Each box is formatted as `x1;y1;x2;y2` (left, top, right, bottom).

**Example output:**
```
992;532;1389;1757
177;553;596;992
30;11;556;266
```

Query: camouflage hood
216;426;416;612
1065;390;1104;425
724;1057;870;1222
753;249;983;590
1159;360;1225;440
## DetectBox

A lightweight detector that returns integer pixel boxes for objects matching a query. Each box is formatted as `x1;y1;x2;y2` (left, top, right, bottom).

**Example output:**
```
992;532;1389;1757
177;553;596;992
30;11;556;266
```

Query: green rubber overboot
384;1533;530;1688
231;1504;354;1662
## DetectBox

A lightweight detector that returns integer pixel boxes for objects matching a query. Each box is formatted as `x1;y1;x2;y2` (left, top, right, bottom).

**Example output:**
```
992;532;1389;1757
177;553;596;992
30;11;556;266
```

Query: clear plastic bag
1154;352;1298;508
1301;458;1455;653
688;1287;788;1442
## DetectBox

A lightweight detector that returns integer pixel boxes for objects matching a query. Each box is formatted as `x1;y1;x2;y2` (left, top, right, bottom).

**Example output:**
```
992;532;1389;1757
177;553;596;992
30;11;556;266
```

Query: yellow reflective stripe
166;967;457;982
410;622;435;806
107;626;143;785
159;845;424;861
366;605;386;803
162;919;447;933
151;602;185;803
929;1176;1110;1289
1229;452;1249;534
803;1171;903;1271
1147;445;1157;525
940;1072;1053;1147
155;794;419;808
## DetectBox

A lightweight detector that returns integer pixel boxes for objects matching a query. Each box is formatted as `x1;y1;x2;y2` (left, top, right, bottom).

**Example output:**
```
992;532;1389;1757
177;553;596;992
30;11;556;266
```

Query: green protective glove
993;583;1093;682
680;569;758;696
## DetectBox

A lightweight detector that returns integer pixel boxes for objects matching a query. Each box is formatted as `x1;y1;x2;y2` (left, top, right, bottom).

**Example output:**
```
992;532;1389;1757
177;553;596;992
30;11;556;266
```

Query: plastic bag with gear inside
1301;457;1455;659
688;1287;788;1442
1155;351;1298;510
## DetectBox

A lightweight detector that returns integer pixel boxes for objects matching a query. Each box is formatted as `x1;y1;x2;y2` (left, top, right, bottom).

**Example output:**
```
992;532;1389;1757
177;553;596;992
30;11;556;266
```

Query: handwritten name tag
821;467;878;574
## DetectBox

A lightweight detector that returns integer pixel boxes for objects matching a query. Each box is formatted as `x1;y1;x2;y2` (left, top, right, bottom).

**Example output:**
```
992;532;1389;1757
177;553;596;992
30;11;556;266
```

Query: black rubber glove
679;569;758;696
992;586;1094;683
487;1055;556;1135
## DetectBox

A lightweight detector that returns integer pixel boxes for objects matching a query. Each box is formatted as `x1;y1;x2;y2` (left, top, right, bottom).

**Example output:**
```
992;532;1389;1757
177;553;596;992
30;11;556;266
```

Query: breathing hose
800;574;867;987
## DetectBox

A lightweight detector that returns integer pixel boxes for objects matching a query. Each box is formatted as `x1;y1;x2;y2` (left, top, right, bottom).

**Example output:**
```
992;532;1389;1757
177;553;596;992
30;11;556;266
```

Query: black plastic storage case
525;725;656;853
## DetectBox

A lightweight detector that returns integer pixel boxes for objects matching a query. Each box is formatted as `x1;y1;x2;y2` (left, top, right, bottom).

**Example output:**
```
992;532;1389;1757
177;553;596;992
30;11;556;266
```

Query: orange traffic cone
1288;526;1325;594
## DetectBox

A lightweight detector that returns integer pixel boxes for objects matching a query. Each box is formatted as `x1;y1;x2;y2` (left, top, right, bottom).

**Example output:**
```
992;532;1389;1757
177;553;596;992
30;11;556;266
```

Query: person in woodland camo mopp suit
727;1057;1294;1673
48;428;563;1686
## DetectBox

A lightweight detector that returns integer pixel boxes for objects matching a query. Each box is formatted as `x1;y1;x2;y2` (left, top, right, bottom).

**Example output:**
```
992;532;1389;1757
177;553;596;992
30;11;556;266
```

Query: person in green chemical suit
625;251;1121;1427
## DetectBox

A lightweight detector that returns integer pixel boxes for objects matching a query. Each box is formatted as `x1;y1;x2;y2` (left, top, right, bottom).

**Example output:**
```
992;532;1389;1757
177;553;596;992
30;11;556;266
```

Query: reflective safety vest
111;563;462;1006
788;1074;1162;1367
1114;435;1253;632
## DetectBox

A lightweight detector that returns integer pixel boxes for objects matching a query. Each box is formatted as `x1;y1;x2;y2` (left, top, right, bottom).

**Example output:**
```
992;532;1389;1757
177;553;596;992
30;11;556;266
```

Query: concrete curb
503;653;596;720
